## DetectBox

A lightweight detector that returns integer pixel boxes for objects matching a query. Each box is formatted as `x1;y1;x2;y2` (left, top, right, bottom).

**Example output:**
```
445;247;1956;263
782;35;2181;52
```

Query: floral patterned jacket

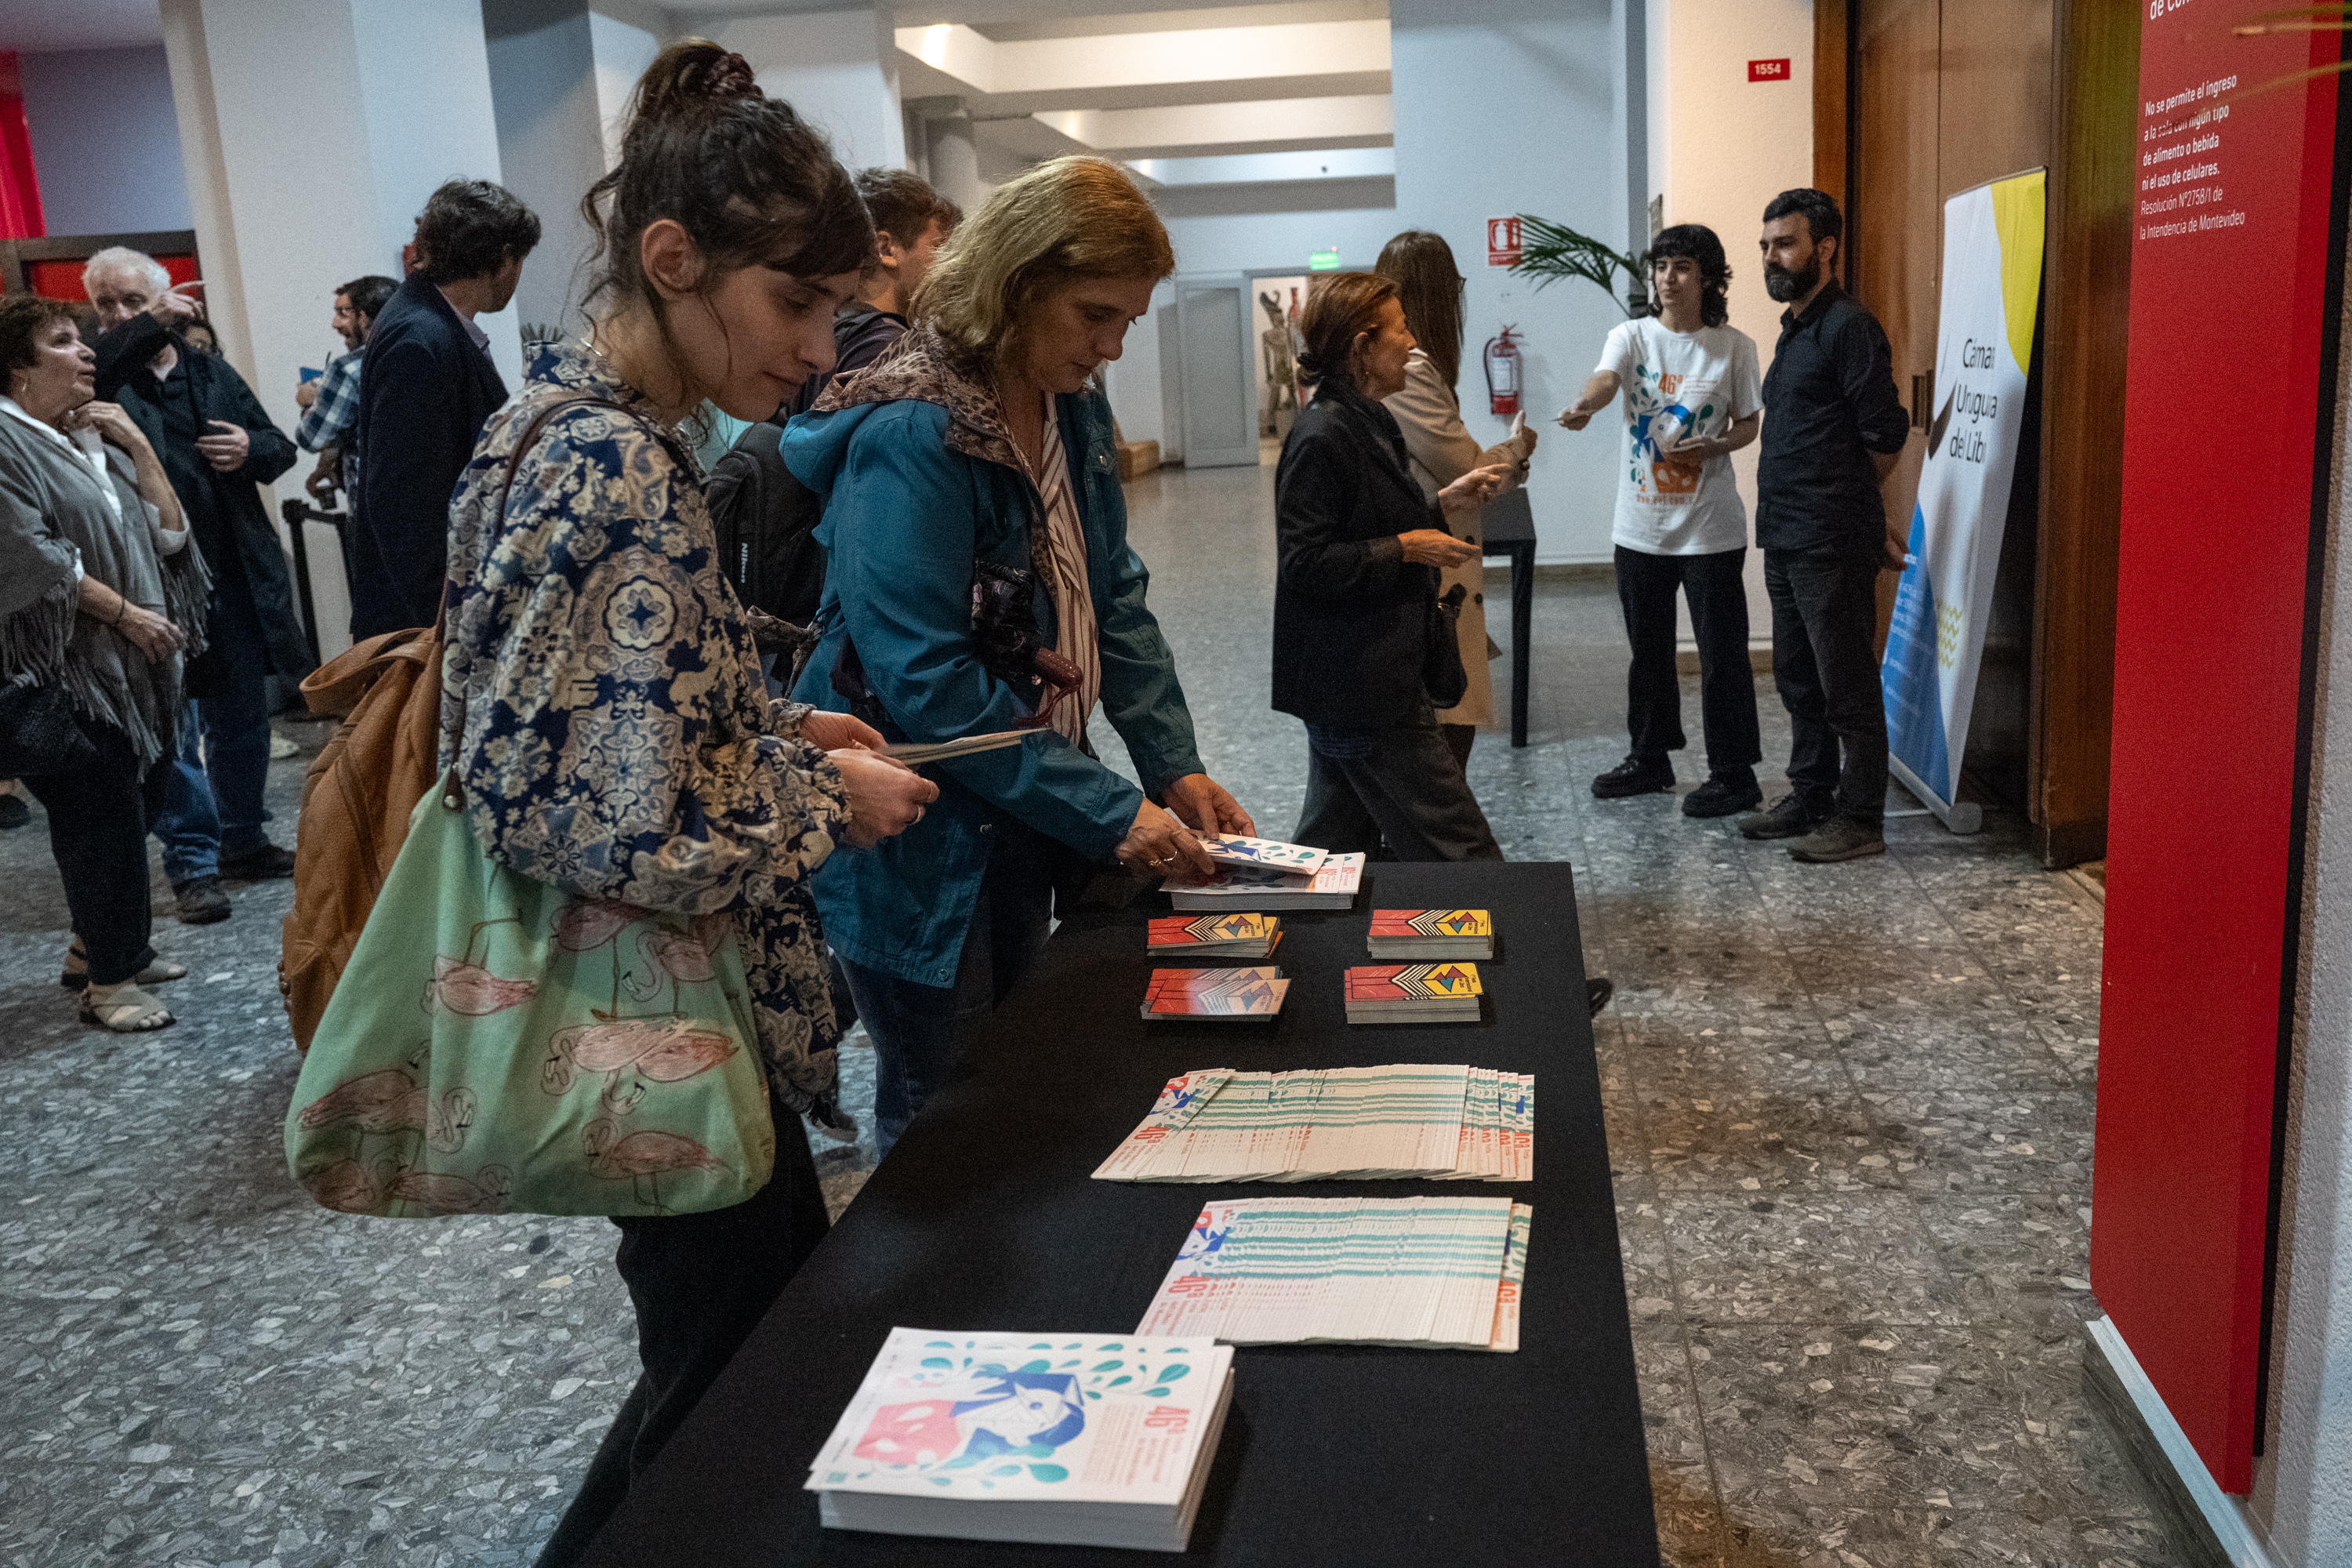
441;340;852;1121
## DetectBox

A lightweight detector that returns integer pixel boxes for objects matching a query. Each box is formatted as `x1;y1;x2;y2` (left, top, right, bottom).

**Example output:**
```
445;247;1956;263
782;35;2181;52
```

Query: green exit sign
1308;248;1341;271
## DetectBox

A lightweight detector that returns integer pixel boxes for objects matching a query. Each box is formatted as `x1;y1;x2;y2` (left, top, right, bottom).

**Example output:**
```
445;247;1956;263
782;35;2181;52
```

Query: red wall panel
2096;5;2343;1493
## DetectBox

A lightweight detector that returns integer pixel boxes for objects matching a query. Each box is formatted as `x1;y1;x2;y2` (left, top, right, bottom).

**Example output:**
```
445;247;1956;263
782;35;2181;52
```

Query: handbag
1424;581;1470;710
0;681;101;779
285;782;776;1218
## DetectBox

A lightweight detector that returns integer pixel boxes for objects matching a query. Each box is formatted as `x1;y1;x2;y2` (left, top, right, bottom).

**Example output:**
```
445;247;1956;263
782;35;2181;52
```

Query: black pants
1764;546;1887;826
23;719;172;986
1613;545;1760;778
535;1094;831;1565
1298;710;1503;862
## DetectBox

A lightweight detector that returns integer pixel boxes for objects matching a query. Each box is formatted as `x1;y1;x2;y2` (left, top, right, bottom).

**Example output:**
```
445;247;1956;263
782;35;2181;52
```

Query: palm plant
1508;215;1649;318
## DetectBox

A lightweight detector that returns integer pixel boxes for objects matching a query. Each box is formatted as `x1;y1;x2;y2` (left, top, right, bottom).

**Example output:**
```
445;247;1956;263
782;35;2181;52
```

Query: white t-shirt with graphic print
1594;317;1762;557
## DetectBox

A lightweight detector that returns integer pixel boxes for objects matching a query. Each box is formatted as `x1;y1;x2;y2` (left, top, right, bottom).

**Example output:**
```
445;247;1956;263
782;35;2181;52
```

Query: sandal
59;937;189;993
80;980;176;1033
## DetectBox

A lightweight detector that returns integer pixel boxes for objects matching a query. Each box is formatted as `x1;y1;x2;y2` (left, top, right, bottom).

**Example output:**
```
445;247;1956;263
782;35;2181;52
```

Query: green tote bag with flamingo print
284;783;775;1218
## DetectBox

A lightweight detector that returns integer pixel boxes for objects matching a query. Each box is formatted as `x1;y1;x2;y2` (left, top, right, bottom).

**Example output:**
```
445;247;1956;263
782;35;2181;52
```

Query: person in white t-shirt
1559;223;1765;818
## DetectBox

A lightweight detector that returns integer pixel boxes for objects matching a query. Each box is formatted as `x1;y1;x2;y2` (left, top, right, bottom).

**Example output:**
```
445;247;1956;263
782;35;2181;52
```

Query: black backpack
703;422;828;627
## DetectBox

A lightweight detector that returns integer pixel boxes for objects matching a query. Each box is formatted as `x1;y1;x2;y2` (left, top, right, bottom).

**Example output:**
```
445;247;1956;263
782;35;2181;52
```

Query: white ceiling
0;0;164;55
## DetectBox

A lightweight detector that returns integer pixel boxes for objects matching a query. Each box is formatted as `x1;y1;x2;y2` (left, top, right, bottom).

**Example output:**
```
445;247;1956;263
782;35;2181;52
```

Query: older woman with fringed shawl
0;295;209;1032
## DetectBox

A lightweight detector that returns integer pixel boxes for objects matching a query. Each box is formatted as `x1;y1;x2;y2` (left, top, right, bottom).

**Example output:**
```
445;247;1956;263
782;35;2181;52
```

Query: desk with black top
583;862;1658;1568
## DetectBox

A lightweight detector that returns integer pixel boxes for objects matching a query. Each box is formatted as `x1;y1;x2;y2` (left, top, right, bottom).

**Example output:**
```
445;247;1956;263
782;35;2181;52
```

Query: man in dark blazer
347;179;539;639
86;247;311;915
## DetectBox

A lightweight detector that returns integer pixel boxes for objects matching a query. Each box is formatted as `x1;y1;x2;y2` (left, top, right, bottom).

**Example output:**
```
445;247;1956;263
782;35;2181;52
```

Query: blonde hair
914;156;1174;354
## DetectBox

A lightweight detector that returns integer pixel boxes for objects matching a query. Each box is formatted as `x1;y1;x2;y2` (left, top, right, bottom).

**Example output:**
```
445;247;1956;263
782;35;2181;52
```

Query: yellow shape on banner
1937;602;1965;671
1990;169;2047;374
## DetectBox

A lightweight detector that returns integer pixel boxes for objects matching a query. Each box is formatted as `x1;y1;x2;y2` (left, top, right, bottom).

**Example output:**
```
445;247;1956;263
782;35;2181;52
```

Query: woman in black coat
1272;272;1508;860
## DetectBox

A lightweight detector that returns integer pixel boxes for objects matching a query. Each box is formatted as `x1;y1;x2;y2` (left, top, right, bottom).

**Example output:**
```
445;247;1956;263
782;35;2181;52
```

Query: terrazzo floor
0;456;2161;1566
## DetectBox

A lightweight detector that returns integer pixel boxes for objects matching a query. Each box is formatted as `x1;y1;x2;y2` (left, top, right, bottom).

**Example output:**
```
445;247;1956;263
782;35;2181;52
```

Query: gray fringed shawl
0;412;210;768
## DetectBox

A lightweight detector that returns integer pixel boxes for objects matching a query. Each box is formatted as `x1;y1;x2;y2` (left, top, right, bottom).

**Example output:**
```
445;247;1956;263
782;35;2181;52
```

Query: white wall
162;0;514;660
1156;202;1399;278
713;9;906;174
1391;0;1635;564
590;8;662;165
18;46;194;235
1651;0;1813;637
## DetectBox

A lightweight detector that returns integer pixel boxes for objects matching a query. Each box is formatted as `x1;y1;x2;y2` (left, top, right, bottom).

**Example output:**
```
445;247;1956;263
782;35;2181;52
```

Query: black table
584;863;1658;1568
1483;490;1537;748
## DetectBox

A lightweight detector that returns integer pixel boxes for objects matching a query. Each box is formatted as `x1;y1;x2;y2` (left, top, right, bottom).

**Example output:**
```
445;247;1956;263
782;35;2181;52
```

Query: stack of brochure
808;1327;1235;1552
1194;833;1327;873
1170;852;1367;913
1141;967;1290;1022
1369;909;1494;960
1148;913;1282;959
1092;1065;1534;1183
1345;962;1484;1023
1135;1196;1532;1351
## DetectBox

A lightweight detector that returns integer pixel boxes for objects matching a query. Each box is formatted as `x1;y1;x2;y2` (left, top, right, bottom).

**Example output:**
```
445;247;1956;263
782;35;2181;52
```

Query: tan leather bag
278;624;442;1052
277;392;628;1052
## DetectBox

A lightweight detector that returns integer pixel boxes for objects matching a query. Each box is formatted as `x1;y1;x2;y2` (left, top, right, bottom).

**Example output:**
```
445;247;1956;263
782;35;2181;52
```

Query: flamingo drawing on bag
297;1065;476;1153
424;916;538;1016
542;1018;739;1112
582;1116;728;1213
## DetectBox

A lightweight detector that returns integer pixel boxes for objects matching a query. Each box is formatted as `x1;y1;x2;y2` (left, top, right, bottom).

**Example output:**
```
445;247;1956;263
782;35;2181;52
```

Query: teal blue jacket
784;336;1203;986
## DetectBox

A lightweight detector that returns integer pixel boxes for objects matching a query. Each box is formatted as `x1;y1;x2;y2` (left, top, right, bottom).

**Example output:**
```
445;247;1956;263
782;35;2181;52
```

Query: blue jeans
154;579;277;867
837;832;1057;1158
152;718;220;887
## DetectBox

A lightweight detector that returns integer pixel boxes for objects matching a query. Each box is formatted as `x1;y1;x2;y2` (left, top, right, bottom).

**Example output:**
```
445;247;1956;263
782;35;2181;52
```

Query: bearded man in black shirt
1740;189;1911;863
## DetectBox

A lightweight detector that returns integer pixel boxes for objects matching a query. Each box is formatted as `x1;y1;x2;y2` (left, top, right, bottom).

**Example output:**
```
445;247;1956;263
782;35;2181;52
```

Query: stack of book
1345;962;1484;1023
1093;1065;1534;1182
1135;1196;1533;1351
1368;908;1494;960
807;1327;1235;1552
1148;912;1282;960
1170;852;1367;913
1141;967;1289;1022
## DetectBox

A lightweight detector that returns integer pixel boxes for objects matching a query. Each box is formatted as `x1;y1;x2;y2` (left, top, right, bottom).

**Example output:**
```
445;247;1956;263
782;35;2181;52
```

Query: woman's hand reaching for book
1161;772;1257;840
1117;799;1218;884
829;748;939;847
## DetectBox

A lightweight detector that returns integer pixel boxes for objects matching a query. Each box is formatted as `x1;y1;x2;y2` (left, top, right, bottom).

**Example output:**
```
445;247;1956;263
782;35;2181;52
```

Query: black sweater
1270;380;1447;727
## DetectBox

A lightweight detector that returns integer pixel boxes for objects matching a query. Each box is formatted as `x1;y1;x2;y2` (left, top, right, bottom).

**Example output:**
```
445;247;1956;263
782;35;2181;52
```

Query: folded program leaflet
1169;852;1366;912
1135;1196;1533;1351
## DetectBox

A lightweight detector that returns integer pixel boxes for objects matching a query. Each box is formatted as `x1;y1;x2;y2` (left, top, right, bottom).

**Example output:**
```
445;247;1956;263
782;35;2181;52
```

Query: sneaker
218;843;296;880
1738;793;1829;840
1787;817;1887;863
173;875;231;925
1591;755;1675;799
1682;774;1764;818
0;793;27;830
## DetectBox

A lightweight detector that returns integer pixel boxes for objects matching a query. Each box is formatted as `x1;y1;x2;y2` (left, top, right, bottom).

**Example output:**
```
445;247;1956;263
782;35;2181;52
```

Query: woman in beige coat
1375;230;1537;768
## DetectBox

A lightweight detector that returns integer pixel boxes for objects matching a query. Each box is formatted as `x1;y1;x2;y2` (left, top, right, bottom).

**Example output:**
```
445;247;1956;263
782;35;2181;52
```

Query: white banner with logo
1880;169;2046;821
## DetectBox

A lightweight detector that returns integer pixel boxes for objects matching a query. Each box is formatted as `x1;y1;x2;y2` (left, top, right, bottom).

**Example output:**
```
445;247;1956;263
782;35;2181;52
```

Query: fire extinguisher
1483;326;1522;417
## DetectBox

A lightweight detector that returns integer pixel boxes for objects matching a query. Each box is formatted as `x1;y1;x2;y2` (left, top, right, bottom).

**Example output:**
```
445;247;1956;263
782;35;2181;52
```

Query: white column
2259;272;2352;1564
924;108;984;211
710;8;907;172
483;0;606;343
161;0;512;659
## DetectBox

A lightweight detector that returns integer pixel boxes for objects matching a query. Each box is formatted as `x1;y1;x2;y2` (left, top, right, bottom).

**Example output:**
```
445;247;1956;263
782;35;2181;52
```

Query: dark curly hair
0;294;82;383
581;39;874;328
413;180;542;284
337;274;399;328
1762;188;1844;263
1648;223;1732;328
855;167;956;251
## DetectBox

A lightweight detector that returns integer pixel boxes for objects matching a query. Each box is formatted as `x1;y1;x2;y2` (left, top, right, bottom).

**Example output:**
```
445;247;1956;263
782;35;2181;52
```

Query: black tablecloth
584;862;1659;1567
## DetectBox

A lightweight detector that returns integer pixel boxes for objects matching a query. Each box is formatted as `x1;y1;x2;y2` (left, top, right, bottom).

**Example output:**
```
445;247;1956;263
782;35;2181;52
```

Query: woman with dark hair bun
1374;229;1537;768
435;39;939;1562
1559;221;1764;819
1272;271;1509;862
